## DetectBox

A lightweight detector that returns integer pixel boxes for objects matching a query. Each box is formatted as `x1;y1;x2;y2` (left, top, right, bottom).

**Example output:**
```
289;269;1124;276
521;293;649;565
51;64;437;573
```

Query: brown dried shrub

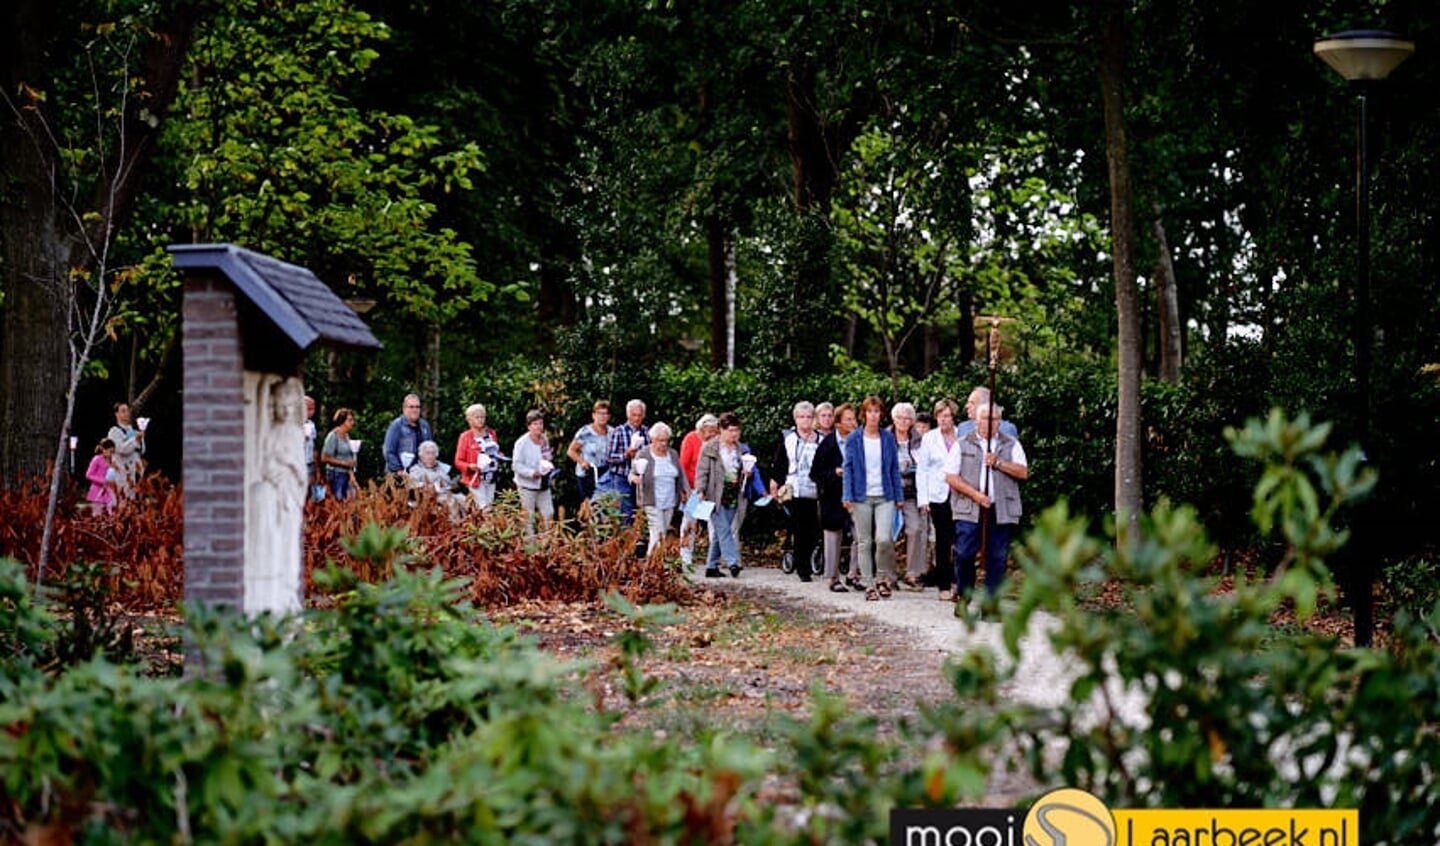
304;482;693;608
1;473;692;612
0;472;184;612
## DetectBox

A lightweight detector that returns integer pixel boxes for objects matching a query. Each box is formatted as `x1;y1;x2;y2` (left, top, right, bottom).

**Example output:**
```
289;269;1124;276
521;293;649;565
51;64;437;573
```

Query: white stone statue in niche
244;372;306;615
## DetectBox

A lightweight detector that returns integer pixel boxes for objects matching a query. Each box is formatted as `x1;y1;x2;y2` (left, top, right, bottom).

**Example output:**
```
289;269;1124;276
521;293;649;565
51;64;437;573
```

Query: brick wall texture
182;278;246;608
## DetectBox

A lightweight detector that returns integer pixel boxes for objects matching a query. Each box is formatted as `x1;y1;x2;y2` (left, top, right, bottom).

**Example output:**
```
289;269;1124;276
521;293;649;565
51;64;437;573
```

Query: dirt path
705;564;1118;716
500;562;1141;803
690;564;1068;804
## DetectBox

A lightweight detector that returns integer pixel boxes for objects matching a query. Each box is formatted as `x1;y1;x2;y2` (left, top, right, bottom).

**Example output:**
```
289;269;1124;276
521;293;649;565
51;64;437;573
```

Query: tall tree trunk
1099;7;1143;535
1153;207;1183;383
706;214;728;370
0;1;200;484
958;291;976;365
0;279;70;483
534;255;577;343
418;321;441;422
1;1;72;483
724;234;738;371
786;63;837;374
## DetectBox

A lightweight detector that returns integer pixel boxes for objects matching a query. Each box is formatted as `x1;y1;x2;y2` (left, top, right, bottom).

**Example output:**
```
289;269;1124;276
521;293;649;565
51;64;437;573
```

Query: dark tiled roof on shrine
169;243;381;351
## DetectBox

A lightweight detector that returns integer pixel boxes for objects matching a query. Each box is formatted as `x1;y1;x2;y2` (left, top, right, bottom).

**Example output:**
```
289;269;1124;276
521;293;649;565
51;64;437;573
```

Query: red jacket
679;431;704;486
454;427;499;487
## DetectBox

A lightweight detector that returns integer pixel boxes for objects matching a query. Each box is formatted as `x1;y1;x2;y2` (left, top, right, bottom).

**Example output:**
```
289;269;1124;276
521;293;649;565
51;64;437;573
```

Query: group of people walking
305;385;1028;603
767;388;1027;605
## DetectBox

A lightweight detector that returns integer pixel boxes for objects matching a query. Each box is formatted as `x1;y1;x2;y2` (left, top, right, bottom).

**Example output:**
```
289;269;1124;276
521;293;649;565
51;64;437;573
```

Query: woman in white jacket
914;399;963;600
512;410;555;535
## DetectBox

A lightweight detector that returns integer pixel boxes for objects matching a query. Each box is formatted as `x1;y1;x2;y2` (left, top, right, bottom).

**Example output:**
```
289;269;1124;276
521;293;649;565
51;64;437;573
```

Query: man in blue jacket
383;394;433;476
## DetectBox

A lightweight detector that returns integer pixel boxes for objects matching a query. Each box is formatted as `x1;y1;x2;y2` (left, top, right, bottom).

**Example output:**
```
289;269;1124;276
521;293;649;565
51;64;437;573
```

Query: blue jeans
953;509;1013;597
608;474;638;524
706;503;741;570
328;468;353;500
593;472;629;517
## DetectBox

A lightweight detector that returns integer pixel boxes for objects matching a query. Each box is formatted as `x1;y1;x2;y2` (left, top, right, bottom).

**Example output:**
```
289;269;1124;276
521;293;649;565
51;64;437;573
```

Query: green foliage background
3;411;1437;843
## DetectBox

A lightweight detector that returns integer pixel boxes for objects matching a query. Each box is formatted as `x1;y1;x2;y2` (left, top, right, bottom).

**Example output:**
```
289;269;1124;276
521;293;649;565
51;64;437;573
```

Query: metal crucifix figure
978;317;1006;577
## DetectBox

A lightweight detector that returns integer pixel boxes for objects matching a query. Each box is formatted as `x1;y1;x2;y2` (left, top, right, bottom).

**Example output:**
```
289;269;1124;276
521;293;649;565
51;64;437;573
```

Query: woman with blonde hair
676;413;718;565
455;403;502;510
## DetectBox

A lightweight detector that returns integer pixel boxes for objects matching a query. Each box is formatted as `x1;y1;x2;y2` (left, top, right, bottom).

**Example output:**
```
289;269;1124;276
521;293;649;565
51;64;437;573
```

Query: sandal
876;582;892;598
938;590;955;602
845;575;866;592
829;580;848;593
900;576;923;591
864;587;880;601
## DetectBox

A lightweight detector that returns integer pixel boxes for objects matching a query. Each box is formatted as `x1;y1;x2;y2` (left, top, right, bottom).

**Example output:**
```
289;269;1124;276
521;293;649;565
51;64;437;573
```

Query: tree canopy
3;0;1437;572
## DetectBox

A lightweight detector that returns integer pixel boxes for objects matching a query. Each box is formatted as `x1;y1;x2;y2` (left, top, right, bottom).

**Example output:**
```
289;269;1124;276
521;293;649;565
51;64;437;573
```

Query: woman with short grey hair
634;421;690;558
890;402;928;589
772;401;822;582
407;440;452;494
677;413;718;566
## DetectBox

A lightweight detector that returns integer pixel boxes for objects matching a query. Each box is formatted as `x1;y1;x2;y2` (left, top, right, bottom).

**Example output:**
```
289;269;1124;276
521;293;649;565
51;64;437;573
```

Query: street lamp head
343;296;377;315
1315;29;1415;82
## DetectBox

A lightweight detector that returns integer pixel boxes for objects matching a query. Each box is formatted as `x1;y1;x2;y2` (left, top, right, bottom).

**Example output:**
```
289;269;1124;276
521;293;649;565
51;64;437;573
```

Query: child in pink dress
85;439;118;511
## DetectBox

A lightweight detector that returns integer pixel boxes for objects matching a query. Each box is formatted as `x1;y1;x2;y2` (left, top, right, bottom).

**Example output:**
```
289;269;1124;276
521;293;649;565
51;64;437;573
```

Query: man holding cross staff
945;317;1030;609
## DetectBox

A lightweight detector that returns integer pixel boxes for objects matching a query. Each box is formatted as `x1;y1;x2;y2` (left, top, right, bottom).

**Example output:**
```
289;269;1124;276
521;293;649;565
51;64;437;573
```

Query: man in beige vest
945;404;1028;602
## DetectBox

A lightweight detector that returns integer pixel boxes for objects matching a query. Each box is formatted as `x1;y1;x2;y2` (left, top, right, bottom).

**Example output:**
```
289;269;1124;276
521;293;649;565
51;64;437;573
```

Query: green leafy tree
139;0;491;410
0;2;204;484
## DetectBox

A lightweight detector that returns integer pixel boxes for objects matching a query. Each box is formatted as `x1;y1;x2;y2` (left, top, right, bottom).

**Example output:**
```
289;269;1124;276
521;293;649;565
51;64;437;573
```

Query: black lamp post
1313;29;1413;648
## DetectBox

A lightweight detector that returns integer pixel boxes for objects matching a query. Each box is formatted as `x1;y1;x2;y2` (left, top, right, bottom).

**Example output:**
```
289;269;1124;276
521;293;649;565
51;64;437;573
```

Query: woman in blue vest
842;396;904;600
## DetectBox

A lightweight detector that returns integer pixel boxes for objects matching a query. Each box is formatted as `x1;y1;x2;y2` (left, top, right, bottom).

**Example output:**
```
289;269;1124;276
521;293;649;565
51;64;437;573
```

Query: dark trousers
928;499;955;590
953;508;1013;597
576;471;597;502
790;497;820;578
